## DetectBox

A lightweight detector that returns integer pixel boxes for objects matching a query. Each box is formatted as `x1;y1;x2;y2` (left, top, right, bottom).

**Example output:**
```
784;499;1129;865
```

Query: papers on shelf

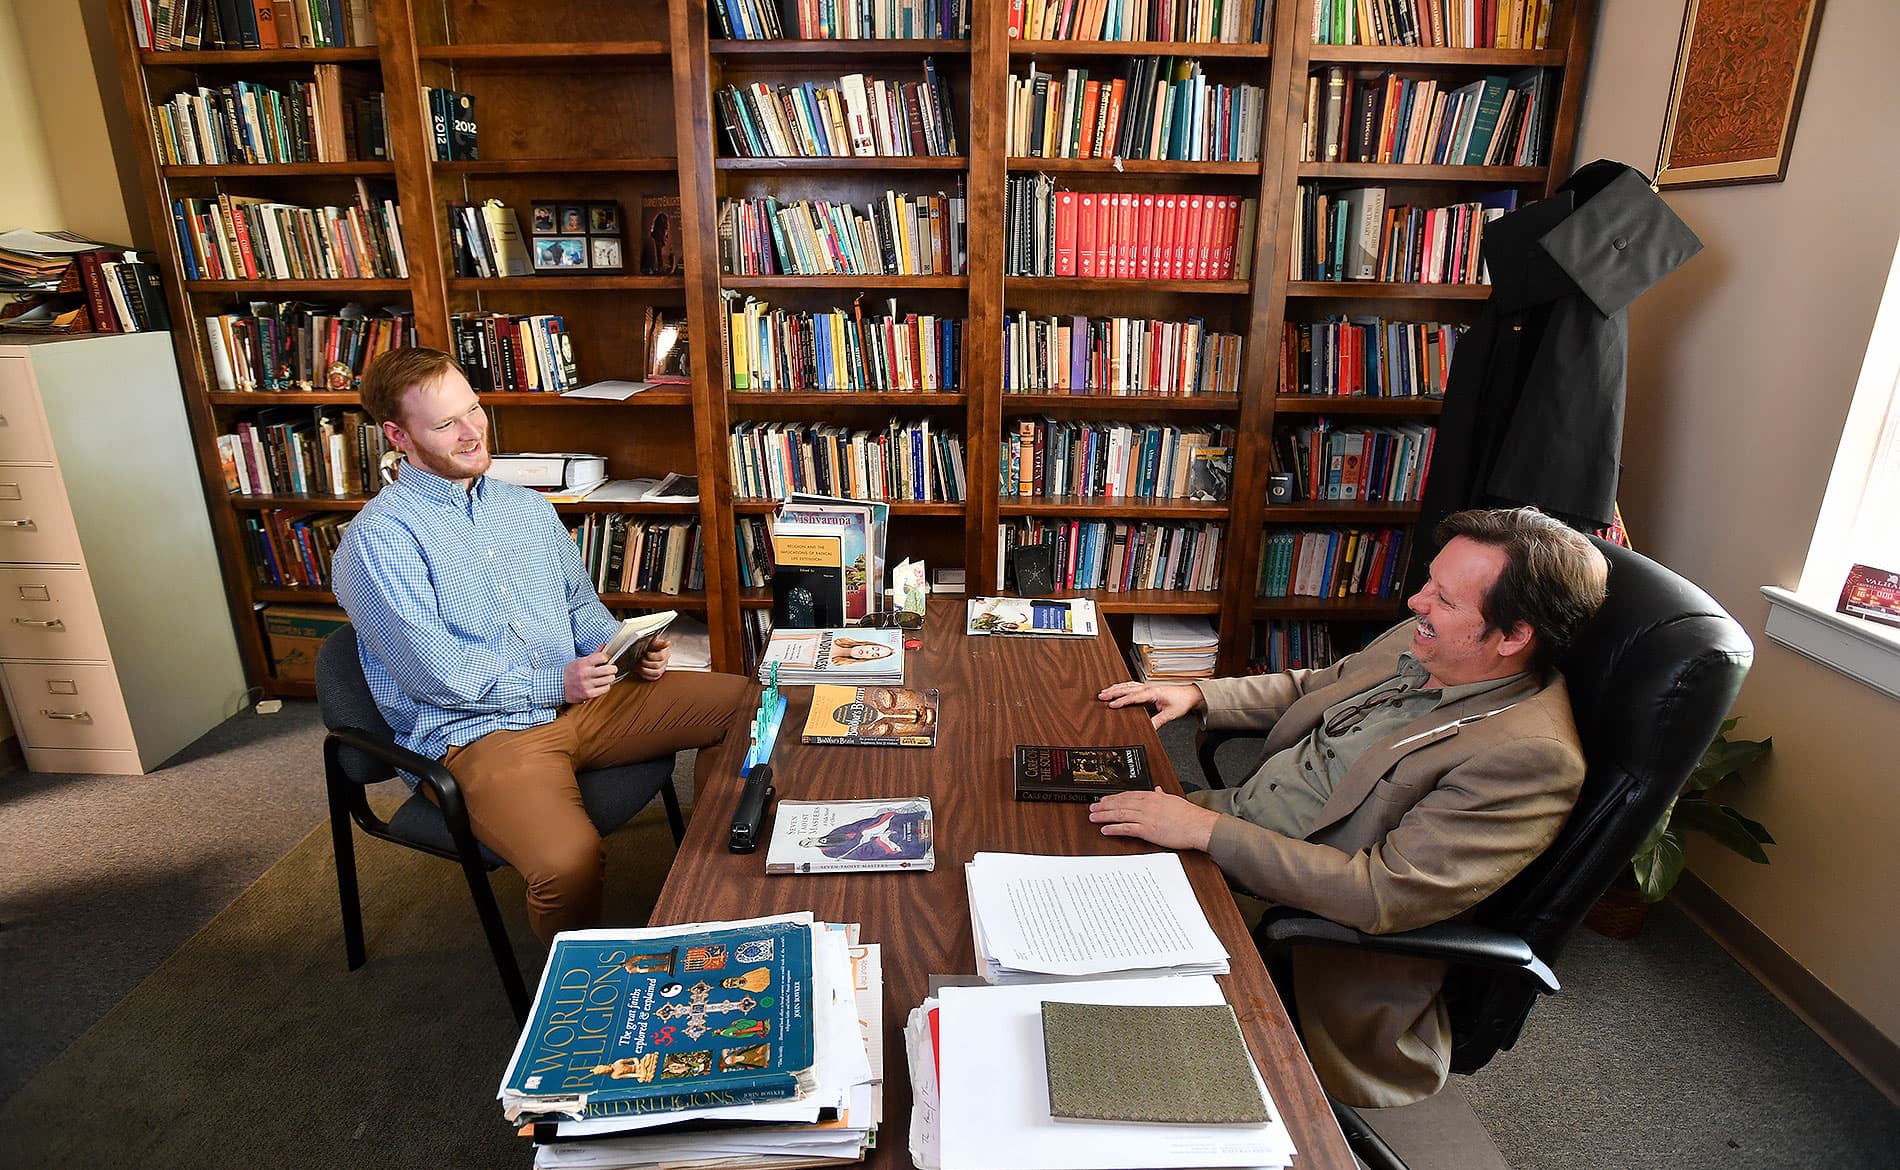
583;473;699;503
909;975;1293;1170
966;852;1229;983
1130;614;1219;681
661;614;712;671
559;379;659;401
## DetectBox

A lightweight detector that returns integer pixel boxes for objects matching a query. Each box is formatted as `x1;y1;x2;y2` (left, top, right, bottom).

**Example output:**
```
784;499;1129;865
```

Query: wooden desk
650;600;1353;1169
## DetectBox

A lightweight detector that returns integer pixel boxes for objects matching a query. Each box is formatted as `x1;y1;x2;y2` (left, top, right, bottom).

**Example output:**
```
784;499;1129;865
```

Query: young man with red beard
1092;507;1609;1108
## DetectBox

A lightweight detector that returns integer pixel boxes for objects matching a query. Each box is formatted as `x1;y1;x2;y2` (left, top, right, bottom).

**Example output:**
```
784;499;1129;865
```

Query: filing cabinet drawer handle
41;709;91;722
13;617;63;629
0;518;35;529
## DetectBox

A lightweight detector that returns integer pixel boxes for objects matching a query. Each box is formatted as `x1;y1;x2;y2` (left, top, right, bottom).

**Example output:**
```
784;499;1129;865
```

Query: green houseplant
1630;718;1775;902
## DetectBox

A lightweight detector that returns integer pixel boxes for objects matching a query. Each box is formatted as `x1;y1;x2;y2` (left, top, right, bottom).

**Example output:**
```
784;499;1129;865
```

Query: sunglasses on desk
855;609;924;630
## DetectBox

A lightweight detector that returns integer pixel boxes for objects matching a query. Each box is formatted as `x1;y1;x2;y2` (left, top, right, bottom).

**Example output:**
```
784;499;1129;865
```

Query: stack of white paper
905;976;1294;1170
662;614;713;671
965;852;1229;984
1130;614;1219;681
506;914;882;1170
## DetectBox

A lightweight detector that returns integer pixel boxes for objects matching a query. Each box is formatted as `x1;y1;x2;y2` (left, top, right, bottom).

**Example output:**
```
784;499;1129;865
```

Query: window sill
1760;586;1900;703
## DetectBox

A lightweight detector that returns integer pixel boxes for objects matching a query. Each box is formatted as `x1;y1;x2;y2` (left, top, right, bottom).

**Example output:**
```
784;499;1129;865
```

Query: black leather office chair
1197;539;1753;1170
316;626;686;1022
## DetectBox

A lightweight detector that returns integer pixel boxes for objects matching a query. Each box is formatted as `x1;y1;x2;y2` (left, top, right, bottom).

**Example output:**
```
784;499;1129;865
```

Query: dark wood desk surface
650;599;1352;1169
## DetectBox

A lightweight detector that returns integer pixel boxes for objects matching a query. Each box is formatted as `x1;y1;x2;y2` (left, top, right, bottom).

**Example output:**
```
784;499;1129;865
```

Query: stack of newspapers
909;854;1291;1170
501;912;882;1169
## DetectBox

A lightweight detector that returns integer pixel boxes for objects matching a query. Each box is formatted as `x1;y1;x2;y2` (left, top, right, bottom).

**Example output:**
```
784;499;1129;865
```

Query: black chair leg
661;775;686;845
1330;1096;1409;1170
458;852;531;1023
326;783;367;971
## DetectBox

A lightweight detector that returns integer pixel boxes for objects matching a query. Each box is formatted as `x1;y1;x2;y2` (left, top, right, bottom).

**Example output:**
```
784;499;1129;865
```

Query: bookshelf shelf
1006;277;1250;295
139;48;379;65
417;41;670;62
1307;46;1564;66
1008;40;1271;60
433;158;679;174
114;0;1597;687
445;276;686;291
162;162;396;178
1007;158;1260;175
715;156;970;172
1285;282;1493;300
1271;396;1444;416
1297;163;1546;183
720;274;967;290
998;498;1230;520
600;591;708;608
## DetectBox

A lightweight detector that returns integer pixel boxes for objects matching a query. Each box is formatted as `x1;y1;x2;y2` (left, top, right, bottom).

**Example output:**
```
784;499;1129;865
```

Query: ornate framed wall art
1656;0;1827;189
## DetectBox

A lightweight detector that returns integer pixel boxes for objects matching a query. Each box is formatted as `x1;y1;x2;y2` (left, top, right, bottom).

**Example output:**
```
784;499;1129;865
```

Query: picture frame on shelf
590;236;625;272
529;202;560;235
558;204;588;234
587;201;622;234
640;194;683;275
533;236;589;271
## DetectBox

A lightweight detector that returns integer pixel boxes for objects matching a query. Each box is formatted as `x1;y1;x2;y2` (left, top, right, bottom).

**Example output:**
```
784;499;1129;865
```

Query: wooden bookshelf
111;0;1598;689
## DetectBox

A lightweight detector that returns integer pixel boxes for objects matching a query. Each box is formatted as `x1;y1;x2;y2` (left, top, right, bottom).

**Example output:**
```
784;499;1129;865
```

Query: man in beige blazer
1091;507;1610;1107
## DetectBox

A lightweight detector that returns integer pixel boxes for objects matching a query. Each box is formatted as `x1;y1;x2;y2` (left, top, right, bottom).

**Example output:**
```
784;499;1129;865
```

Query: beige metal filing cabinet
0;333;245;774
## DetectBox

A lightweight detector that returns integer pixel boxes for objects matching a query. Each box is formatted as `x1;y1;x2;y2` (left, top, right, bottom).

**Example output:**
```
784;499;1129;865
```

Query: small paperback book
966;596;1100;637
801;684;940;747
765;798;935;874
1013;744;1151;803
600;609;676;675
756;627;904;685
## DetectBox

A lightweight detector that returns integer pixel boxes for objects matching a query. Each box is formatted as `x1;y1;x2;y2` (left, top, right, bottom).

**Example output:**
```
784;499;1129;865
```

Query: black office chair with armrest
1197;540;1753;1170
316;626;686;1022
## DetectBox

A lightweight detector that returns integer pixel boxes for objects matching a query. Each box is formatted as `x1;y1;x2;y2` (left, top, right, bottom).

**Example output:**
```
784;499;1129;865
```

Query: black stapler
729;764;774;853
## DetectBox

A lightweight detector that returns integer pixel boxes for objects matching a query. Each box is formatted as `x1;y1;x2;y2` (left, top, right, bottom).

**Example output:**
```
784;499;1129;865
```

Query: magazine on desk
756;628;904;685
802;685;940;747
965;596;1099;637
765;798;936;874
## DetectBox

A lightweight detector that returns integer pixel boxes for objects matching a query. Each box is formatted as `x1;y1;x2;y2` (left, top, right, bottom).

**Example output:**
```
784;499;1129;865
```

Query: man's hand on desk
1097;681;1205;728
1089;788;1221;852
564;650;617;703
636;637;671;681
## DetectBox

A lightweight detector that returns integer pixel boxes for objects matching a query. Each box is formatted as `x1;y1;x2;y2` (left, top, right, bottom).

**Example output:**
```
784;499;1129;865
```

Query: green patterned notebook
1040;1001;1268;1124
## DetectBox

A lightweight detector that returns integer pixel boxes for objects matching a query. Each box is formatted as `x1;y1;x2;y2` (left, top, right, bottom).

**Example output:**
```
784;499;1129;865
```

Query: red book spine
1055;191;1078;276
1101;79;1126;158
1134;193;1155;279
1077;193;1098;277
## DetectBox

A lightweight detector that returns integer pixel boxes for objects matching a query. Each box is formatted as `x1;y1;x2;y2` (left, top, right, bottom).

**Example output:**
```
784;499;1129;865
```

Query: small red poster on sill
1837;564;1900;630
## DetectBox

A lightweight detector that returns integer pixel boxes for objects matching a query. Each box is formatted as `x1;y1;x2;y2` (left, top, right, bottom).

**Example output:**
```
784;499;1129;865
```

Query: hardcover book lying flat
765;798;936;874
965;596;1099;637
1013;744;1149;802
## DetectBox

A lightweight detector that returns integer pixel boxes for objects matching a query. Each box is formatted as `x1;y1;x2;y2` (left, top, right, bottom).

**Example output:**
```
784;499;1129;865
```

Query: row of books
1249;618;1356;673
1256;525;1410;599
220;406;388;497
1009;0;1272;43
448;312;579;394
1280;315;1462;398
241;509;348;590
1003;312;1243;396
1306;67;1548;168
422;87;478;161
1310;0;1551;48
725;296;963;392
569;515;706;597
729;419;969;502
150;73;382;166
170;189;408;281
447;199;531;278
999;518;1225;593
712;0;971;38
1291;185;1513;284
1272;420;1437;502
1003;420;1236;502
1007;177;1259;280
131;0;374;51
203;303;414;392
717;64;960;159
1009;59;1265;163
717;191;968;277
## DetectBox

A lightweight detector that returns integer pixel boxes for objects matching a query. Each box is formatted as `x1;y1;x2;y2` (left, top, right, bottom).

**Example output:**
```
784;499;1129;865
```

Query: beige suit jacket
1188;621;1584;1107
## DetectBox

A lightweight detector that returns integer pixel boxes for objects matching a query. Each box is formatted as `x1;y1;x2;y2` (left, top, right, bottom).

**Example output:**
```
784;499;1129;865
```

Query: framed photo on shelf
529;202;560;235
1656;0;1827;189
587;201;621;234
533;236;589;271
558;204;588;235
640;194;683;275
590;236;624;272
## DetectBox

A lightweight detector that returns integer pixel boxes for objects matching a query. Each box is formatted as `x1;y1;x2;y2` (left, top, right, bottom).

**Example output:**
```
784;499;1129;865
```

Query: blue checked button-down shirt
331;463;620;772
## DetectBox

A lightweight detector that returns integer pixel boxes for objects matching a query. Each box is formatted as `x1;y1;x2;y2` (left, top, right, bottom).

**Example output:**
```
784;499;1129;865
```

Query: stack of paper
504;914;882;1170
905;975;1294;1170
662;614;713;671
756;627;904;685
1130;614;1219;681
964;852;1229;984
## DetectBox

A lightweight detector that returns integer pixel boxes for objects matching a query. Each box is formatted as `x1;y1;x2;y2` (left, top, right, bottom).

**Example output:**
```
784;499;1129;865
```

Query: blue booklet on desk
965;596;1100;637
499;917;816;1122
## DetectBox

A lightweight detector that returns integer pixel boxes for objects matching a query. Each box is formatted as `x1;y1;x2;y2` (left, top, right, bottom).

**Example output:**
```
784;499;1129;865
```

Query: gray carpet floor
0;702;1894;1169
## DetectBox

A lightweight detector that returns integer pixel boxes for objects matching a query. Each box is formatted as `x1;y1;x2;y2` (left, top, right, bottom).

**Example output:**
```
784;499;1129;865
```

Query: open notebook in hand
602;610;677;676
